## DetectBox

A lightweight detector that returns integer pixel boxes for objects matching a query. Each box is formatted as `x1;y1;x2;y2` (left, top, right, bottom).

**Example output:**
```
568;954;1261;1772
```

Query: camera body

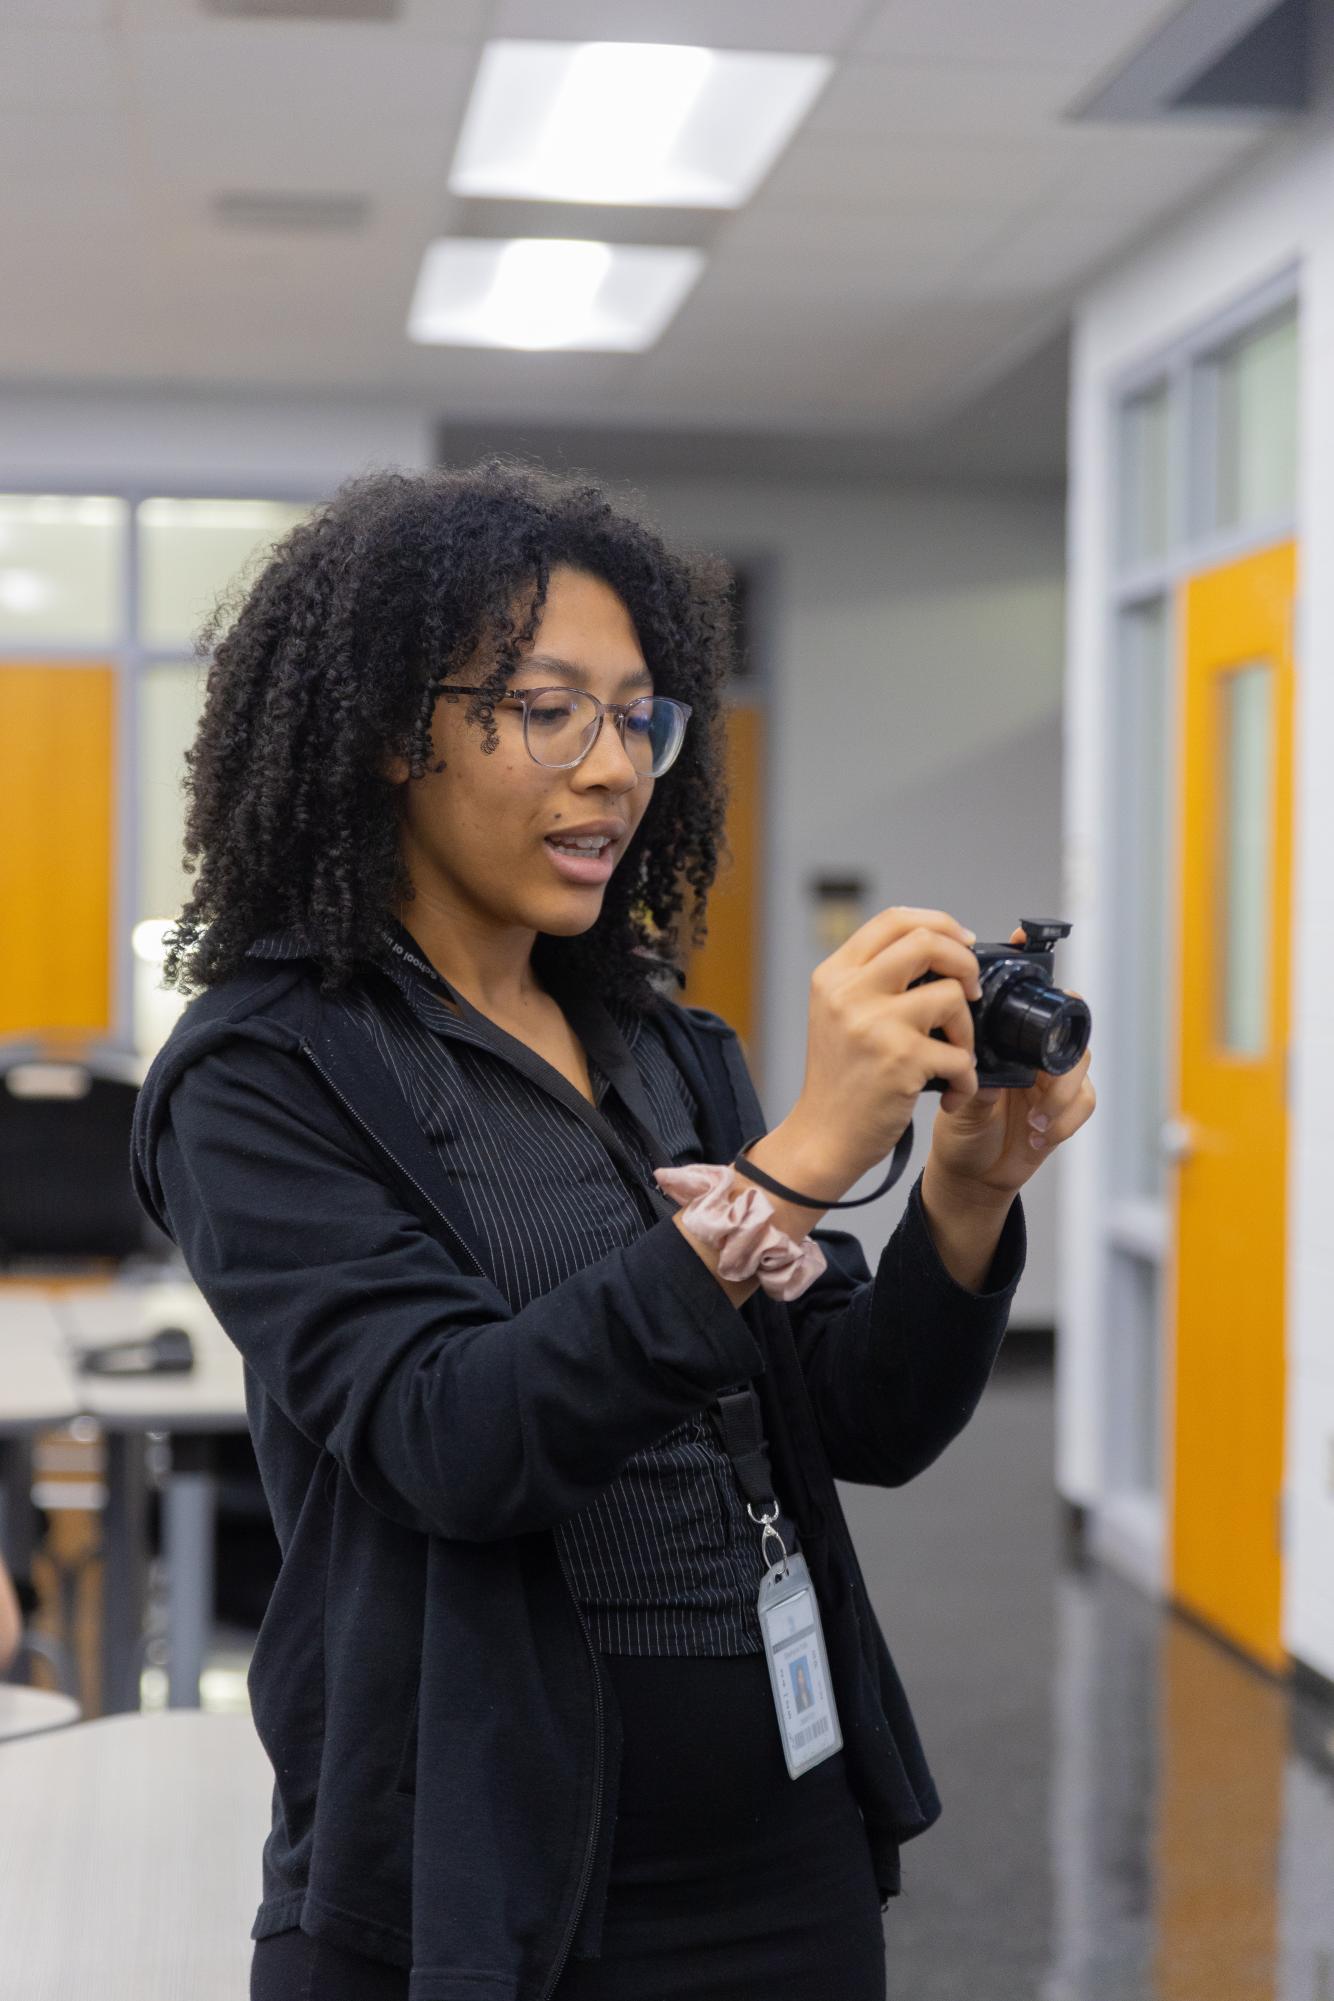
909;918;1090;1092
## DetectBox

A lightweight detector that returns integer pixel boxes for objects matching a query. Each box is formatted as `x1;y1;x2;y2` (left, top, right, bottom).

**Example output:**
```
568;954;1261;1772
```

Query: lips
543;836;617;886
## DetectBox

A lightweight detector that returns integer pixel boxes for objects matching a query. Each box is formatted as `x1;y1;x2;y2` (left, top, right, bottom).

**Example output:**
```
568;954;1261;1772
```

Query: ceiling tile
626;289;1050;430
355;0;491;29
0;104;133;181
853;296;1066;426
0;0;1289;441
1;0;111;21
488;0;868;53
947;206;1166;299
130;25;475;188
856;0;1185;75
0;28;125;109
0;234;165;377
1028;120;1275;209
716;203;1017;298
805;57;1088;137
757;131;1078;215
948;131;1275;299
124;0;492;27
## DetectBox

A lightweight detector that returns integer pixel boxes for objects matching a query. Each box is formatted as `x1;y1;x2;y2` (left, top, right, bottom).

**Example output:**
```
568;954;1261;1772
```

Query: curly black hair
161;459;739;1016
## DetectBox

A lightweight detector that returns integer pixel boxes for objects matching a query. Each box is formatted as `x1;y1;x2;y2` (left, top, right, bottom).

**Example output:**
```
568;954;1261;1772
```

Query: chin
538;899;606;936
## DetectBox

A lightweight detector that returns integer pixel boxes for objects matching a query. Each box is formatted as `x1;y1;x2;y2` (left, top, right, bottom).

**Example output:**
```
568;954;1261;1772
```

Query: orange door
1171;541;1294;1673
0;664;116;1039
681;701;763;1066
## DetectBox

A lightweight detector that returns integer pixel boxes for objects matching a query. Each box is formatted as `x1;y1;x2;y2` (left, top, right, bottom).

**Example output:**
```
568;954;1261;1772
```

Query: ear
380;749;411;785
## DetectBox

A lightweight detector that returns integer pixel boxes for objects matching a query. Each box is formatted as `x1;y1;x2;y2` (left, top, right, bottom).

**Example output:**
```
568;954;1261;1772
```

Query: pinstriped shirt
247;924;772;1656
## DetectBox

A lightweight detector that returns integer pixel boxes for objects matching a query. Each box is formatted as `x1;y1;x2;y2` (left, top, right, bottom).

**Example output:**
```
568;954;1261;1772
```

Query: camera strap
734;1119;915;1209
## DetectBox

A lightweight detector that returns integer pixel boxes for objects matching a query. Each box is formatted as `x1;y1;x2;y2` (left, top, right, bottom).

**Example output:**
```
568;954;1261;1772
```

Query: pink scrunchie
653;1162;827;1301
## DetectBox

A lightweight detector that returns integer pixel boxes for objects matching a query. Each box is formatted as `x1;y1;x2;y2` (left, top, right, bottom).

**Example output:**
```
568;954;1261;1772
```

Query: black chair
0;1047;279;1658
0;1049;168;1270
0;1047;176;1695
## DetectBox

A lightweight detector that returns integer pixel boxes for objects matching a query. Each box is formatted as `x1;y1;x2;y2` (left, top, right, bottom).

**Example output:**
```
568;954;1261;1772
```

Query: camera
909;918;1090;1092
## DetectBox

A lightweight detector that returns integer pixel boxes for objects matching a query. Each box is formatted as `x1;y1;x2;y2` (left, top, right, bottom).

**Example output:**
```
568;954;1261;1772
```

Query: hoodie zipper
299;1041;487;1278
537;1539;605;2001
303;1037;607;1997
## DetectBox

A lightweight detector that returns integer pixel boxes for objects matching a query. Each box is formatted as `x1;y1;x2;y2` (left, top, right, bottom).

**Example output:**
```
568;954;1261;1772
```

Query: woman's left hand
926;927;1096;1201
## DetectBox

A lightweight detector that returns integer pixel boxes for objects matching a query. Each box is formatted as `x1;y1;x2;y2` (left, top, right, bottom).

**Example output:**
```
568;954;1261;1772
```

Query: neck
389;888;548;1020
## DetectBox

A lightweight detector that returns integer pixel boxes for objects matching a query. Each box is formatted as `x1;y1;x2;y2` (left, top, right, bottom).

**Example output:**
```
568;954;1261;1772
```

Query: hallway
840;1362;1334;2001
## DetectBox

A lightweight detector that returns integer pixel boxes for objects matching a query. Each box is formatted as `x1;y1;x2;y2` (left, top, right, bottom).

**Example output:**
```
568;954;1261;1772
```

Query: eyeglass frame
439;684;694;775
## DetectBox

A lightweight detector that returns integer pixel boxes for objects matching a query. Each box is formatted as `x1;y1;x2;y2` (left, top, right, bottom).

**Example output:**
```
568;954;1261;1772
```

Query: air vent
213;191;371;232
204;0;401;20
1074;0;1308;120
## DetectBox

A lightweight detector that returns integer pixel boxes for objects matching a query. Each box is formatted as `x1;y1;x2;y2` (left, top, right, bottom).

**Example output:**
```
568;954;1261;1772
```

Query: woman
0;1552;22;1675
130;463;1093;2000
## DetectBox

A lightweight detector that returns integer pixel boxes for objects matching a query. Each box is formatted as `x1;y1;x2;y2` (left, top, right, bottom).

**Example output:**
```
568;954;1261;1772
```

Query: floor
837;1367;1334;2001
128;1362;1334;2000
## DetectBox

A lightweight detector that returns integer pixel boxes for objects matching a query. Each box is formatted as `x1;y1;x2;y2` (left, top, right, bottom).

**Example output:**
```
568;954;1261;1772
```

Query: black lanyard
374;922;781;1517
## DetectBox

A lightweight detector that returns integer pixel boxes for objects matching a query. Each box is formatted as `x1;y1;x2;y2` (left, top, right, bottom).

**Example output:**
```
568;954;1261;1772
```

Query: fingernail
1029;1133;1046;1150
964;930;977;944
1028;1112;1049;1132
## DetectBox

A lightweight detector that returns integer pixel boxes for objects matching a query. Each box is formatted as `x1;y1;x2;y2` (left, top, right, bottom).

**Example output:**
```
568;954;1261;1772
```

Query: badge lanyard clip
713;1386;791;1577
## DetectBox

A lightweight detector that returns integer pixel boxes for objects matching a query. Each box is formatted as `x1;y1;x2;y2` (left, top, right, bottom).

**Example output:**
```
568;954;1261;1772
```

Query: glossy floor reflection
837;1365;1334;2001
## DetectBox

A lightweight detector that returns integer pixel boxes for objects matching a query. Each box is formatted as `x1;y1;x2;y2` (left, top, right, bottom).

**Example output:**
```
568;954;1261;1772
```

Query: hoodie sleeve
783;1175;1026;1486
714;1023;1026;1489
149;1037;765;1542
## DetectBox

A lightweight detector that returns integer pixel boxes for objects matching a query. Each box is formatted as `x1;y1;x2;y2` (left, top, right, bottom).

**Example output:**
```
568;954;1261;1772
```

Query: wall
0;399;1067;1326
640;473;1067;1322
1066;69;1334;1676
0;387;436;492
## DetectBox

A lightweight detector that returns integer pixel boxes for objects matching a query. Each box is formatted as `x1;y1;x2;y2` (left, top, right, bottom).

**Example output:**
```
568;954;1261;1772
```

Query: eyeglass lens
525;691;686;776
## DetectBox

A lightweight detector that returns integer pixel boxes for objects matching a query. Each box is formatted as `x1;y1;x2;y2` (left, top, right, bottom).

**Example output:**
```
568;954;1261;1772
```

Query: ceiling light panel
406;237;704;351
449;40;833;208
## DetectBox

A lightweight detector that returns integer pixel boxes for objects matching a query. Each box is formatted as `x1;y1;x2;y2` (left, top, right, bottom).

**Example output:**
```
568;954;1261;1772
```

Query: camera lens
1041;1004;1091;1072
986;980;1091;1077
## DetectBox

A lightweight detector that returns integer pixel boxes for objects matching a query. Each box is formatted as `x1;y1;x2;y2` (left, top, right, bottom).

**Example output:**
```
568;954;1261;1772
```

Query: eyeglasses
442;685;693;778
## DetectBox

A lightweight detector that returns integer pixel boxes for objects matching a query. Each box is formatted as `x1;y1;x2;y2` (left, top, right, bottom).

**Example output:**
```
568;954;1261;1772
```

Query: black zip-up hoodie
129;943;1026;2001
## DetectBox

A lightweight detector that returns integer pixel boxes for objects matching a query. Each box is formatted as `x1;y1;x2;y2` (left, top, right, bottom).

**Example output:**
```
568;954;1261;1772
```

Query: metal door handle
1160;1117;1196;1163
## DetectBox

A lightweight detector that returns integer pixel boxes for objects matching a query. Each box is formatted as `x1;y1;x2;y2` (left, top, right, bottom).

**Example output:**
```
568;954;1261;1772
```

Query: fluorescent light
132;919;175;965
450;40;832;208
0;568;55;615
406;238;703;352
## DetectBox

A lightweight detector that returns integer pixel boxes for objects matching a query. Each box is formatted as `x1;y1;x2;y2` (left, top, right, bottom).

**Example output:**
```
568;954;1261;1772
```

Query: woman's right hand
786;906;984;1191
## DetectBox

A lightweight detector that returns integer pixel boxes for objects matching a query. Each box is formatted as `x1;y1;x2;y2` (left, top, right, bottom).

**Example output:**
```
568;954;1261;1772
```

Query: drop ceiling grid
0;0;1287;434
122;0;492;30
128;23;477;188
488;0;872;54
2;0;110;25
854;0;1192;72
754;131;1088;217
0;24;126;109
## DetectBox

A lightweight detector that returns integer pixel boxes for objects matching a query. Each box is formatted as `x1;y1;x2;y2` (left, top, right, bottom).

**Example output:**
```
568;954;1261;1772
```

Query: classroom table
0;1278;249;1713
55;1279;250;1713
0;1683;81;1741
0;1710;271;1998
0;1292;81;1599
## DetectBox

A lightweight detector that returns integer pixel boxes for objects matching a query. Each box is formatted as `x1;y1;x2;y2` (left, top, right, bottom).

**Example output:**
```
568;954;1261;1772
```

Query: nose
577;711;642;791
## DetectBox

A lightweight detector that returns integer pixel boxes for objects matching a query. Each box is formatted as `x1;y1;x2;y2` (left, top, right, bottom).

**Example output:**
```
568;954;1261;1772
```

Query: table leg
164;1435;216;1710
0;1436;36;1581
100;1432;149;1715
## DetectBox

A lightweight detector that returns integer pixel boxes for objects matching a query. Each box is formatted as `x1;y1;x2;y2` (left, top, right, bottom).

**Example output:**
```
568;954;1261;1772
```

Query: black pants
251;1650;887;2001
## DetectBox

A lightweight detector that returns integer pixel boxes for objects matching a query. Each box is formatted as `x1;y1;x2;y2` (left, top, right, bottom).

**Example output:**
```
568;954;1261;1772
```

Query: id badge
757;1550;842;1778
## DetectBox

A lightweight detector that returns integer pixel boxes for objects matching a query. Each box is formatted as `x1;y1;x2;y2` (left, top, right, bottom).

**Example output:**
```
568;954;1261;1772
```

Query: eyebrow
516;653;654;694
